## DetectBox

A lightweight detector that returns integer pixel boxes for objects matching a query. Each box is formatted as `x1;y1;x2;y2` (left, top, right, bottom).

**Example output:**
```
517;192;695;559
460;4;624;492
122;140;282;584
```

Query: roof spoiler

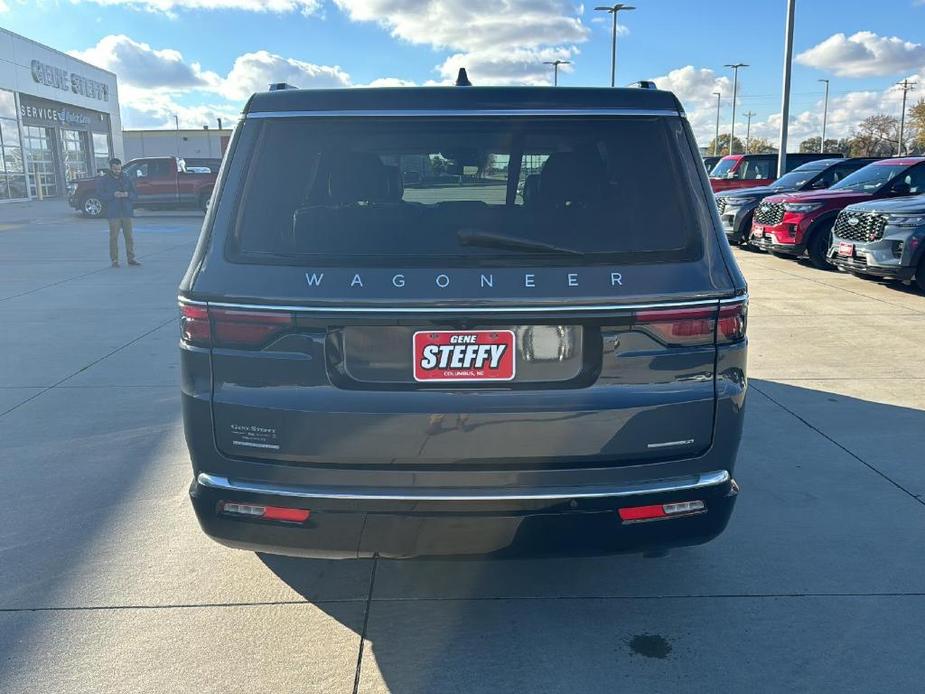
629;80;658;89
268;82;299;91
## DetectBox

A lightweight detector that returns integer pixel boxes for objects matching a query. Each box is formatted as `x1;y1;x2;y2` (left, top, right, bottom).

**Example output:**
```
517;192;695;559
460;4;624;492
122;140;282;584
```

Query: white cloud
796;31;925;78
0;1;9;12
333;0;589;85
358;77;417;88
69;35;220;90
63;0;321;18
436;47;577;86
221;50;351;99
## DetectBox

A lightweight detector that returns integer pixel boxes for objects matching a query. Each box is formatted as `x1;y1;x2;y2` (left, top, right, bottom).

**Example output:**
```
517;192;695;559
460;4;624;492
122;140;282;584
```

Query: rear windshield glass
226;116;704;266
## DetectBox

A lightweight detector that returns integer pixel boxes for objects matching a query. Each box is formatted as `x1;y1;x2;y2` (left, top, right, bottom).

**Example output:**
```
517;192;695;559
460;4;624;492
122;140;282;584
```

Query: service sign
413;330;515;382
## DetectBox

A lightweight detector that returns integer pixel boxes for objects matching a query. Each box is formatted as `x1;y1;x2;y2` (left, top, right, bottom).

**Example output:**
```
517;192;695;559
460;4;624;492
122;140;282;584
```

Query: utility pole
776;0;796;177
713;91;722;155
744;111;756;153
725;63;748;154
896;79;916;156
819;78;830;153
595;4;635;87
543;60;570;86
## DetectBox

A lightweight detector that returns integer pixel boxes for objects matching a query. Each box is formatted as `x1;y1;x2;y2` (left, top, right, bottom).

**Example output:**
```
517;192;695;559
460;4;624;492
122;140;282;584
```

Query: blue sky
2;0;924;149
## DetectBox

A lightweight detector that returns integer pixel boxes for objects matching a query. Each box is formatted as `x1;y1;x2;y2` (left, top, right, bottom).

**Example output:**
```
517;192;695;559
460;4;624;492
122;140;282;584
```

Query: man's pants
108;217;135;262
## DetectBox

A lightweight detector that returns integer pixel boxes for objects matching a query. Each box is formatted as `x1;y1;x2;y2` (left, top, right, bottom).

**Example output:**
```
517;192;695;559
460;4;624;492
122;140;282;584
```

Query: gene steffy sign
31;59;109;102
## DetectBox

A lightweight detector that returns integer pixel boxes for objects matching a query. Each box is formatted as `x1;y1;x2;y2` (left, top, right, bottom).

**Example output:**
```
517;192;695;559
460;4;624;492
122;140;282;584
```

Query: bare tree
850;114;900;156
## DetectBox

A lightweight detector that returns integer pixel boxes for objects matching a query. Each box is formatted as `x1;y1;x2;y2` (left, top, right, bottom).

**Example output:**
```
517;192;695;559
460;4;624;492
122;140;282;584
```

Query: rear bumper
190;470;738;558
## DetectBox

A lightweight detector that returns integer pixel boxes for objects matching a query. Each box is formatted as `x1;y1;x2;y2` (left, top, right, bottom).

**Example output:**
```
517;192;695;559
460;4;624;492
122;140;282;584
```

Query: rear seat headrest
539;150;607;206
327;152;390;204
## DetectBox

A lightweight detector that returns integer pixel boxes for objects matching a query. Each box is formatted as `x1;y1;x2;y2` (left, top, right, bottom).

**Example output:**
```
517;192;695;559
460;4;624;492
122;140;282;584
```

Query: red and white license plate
413;330;515;382
752;225;764;238
837;241;855;257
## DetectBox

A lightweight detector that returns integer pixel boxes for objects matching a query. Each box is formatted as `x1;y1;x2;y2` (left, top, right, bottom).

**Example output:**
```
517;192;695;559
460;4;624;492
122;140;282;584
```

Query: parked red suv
709;152;843;193
749;157;925;268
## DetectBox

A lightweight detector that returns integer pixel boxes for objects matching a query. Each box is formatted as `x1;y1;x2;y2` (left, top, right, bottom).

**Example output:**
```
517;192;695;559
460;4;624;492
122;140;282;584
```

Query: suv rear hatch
185;107;742;471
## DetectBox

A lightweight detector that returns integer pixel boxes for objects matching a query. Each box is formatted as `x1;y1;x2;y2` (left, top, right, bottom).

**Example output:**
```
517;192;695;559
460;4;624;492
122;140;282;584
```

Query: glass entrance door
23;126;59;198
60;129;90;182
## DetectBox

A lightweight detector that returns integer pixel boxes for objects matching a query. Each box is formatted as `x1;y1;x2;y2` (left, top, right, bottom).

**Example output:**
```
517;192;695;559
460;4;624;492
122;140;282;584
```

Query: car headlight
782;202;822;213
67;183;77;193
723;197;753;206
887;213;925;227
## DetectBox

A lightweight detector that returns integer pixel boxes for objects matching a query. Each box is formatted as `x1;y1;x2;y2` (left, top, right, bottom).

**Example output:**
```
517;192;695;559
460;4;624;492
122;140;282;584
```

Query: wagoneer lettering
180;85;748;559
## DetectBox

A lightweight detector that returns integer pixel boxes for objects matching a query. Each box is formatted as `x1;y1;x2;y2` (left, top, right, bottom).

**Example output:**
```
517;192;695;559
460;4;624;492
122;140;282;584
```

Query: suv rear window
226;116;704;266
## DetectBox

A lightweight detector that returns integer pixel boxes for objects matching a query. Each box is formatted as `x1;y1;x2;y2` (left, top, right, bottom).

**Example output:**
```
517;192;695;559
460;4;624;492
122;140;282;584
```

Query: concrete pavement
0;202;923;693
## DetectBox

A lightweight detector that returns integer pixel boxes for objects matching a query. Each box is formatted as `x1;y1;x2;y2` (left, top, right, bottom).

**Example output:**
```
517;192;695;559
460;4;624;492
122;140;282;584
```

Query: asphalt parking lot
1;201;923;693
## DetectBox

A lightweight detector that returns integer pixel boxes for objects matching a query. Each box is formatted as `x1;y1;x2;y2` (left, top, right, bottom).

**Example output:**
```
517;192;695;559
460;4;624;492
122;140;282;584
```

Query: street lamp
724;63;748;155
595;4;635;87
818;79;830;153
776;0;796;176
543;60;571;87
712;91;721;156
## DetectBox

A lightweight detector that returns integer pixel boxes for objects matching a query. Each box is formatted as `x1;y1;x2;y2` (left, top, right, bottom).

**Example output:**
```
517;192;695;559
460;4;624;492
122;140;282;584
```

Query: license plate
752;225;764;237
413;330;515;382
837;241;855;257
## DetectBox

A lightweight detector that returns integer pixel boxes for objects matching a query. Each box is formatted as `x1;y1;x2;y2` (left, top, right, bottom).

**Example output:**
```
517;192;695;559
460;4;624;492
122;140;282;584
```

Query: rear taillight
633;301;747;346
179;303;295;349
717;301;747;344
180;304;211;346
219;501;310;523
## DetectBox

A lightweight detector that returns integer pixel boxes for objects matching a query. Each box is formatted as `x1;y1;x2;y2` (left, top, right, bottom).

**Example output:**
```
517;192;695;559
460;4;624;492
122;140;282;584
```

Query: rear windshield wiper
457;230;584;256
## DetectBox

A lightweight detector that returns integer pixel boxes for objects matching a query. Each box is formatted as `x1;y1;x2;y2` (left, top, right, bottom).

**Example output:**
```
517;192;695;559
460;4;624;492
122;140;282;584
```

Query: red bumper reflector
220;502;310;523
618;504;666;521
619;500;705;522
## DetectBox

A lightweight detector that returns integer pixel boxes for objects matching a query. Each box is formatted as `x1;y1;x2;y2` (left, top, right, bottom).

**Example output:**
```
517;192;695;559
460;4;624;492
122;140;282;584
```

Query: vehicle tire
199;191;212;213
807;221;835;270
81;196;104;218
915;256;925;294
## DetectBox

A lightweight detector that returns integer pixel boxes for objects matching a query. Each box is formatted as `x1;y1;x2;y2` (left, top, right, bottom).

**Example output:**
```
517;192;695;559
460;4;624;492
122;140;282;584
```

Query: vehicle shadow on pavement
253;379;925;692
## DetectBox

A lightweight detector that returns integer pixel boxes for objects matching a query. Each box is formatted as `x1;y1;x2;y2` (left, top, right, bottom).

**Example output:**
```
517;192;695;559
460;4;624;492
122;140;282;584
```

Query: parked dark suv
716;158;879;245
179;85;748;559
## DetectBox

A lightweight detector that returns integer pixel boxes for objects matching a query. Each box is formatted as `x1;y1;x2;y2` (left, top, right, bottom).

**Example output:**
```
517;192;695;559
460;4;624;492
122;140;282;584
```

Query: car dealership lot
1;203;924;693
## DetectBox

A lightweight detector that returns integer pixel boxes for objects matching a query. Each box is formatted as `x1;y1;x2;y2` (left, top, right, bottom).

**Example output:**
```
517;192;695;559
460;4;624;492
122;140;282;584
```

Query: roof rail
268;82;299;91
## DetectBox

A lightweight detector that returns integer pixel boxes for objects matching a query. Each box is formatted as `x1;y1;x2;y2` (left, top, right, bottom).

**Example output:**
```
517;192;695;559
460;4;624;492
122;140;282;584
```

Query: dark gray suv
179;85;748;559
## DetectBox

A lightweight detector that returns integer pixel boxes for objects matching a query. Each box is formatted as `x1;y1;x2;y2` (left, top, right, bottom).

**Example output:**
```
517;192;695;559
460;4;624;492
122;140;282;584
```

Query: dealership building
0;28;122;202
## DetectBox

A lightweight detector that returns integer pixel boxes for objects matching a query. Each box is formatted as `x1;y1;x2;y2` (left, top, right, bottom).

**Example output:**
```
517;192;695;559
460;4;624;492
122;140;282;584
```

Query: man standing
97;158;140;267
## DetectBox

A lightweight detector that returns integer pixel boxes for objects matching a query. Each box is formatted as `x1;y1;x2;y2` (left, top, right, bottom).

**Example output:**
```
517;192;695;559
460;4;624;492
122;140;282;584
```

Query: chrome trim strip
178;297;207;306
203;298;724;314
196;470;730;502
647;439;695;449
246;108;681;119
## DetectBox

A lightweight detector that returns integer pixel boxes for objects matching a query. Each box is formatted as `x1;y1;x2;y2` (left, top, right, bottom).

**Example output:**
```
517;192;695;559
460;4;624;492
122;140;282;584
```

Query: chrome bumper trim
196;470;731;502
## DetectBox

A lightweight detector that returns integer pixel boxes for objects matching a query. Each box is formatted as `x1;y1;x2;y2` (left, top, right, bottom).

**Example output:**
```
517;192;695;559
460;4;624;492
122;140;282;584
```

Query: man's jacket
97;172;137;219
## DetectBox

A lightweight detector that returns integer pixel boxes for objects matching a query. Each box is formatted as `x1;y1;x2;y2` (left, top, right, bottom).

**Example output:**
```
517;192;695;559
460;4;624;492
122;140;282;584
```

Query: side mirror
135;169;143;177
810;179;828;189
890;182;911;196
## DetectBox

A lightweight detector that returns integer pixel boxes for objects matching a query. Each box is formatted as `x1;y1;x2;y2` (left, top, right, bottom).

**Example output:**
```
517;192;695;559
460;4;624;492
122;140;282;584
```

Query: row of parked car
706;152;925;292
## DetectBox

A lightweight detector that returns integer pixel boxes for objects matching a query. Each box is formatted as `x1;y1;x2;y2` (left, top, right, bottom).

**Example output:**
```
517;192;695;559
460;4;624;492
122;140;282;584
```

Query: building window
92;132;111;173
60;129;90;182
23;126;58;198
0;89;27;200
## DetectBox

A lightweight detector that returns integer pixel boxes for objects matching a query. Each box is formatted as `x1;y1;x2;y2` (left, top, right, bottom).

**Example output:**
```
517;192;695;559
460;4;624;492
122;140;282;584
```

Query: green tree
745;137;776;154
799;137;846;154
906;98;925;154
705;134;744;157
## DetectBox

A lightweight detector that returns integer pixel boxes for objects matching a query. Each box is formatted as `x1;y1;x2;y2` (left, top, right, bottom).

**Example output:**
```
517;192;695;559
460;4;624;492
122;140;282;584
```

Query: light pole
818;78;830;153
595;4;635;87
744;111;756;153
543;60;570;87
713;91;721;155
174;114;180;160
776;0;795;176
725;63;748;154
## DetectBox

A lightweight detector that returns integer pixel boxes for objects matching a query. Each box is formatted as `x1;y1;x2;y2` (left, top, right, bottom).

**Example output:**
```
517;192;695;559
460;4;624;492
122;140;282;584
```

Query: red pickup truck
710;152;843;193
68;156;218;217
